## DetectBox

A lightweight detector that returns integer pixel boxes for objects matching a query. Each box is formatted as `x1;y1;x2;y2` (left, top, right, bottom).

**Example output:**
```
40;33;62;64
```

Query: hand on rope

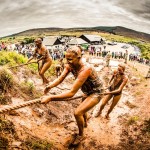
0;96;83;114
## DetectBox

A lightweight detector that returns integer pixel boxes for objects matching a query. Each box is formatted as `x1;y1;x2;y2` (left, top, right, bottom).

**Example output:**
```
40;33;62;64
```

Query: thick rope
0;93;106;114
56;86;70;90
0;99;41;113
0;96;83;114
8;61;37;69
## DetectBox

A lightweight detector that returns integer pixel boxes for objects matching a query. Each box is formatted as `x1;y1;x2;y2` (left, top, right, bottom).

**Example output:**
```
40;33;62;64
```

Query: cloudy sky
0;0;150;37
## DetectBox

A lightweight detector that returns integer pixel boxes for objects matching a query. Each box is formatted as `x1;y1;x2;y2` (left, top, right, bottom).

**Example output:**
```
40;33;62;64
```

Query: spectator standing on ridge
124;50;128;64
105;51;111;67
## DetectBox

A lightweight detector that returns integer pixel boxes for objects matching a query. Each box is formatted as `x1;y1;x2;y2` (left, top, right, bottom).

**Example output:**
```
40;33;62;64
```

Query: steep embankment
0;55;150;149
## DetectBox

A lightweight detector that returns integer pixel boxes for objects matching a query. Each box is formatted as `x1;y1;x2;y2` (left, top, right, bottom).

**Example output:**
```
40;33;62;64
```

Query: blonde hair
118;63;126;71
66;46;82;58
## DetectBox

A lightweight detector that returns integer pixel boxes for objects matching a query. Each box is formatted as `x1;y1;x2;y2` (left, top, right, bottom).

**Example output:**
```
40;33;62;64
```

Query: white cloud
0;0;149;37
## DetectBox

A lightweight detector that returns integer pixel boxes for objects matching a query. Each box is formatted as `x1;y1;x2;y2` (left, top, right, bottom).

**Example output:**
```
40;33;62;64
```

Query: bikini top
33;46;50;60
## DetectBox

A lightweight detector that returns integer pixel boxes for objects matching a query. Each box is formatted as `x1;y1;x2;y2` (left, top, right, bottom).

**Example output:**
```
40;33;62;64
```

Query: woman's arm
42;67;92;103
27;56;34;63
108;70;117;85
108;75;114;85
104;76;128;95
27;48;36;63
44;66;70;94
37;56;44;62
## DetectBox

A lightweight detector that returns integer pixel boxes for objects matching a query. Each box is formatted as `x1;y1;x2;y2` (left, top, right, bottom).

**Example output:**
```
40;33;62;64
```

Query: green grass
0;68;14;92
0;118;15;133
0;51;27;66
0;136;9;149
127;116;139;125
142;118;150;134
1;30;150;59
25;138;53;150
20;81;35;94
0;51;54;75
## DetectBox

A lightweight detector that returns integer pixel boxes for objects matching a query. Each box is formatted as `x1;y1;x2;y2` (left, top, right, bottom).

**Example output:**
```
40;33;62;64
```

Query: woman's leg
82;95;88;127
95;94;112;117
74;94;100;136
72;94;100;145
105;94;121;119
39;60;52;84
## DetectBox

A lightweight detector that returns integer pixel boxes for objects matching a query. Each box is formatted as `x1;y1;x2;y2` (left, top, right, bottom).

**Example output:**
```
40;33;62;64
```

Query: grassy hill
0;26;150;59
2;26;150;42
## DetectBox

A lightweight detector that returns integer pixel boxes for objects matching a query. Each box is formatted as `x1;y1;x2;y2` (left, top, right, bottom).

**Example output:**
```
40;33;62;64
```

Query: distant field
0;29;150;59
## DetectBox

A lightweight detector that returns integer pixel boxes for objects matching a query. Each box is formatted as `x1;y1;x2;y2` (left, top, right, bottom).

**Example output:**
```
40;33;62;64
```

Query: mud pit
1;57;149;150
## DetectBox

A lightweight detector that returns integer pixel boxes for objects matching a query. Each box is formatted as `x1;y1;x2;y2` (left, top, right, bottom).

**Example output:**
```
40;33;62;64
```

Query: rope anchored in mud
0;96;83;114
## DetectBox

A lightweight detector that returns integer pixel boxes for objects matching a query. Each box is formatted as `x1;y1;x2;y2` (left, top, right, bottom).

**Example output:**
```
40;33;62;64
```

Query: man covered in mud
41;46;104;145
27;38;52;84
94;63;128;119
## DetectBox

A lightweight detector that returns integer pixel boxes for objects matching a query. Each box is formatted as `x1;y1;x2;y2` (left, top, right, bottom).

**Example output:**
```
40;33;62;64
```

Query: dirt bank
0;58;150;150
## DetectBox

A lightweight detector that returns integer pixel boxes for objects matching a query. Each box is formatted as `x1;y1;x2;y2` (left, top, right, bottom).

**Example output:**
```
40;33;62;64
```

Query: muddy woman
41;46;104;145
94;63;128;119
27;38;52;84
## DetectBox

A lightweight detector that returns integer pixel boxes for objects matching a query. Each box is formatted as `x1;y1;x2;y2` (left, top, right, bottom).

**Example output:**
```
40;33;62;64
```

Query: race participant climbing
94;63;128;119
41;46;104;145
55;58;64;77
27;38;52;84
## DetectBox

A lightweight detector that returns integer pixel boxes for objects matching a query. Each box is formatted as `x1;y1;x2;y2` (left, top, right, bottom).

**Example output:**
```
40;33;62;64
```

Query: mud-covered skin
41;46;104;143
95;64;128;118
27;38;52;84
